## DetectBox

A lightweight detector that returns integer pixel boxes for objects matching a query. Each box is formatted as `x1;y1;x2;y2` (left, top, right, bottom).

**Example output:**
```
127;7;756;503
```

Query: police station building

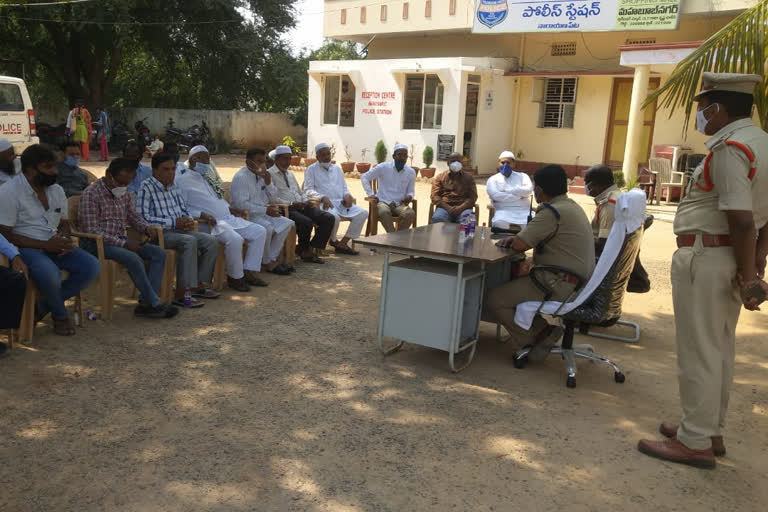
308;0;755;177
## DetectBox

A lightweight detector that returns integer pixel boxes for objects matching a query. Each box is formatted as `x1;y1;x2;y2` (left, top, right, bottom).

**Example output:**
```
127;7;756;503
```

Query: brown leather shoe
659;422;726;456
244;271;269;287
637;438;715;469
227;276;250;292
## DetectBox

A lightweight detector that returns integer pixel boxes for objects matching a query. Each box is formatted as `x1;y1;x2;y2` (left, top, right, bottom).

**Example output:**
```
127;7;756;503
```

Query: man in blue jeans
79;158;178;319
0;145;100;336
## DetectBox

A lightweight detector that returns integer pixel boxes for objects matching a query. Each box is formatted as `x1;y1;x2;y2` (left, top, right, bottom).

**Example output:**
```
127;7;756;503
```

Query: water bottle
467;213;476;239
481;222;487;240
183;288;192;308
87;310;99;321
458;224;467;245
73;311;81;327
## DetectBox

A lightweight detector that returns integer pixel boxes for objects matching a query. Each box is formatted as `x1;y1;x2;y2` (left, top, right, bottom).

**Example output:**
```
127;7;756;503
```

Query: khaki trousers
672;243;741;450
486;273;576;345
377;203;415;232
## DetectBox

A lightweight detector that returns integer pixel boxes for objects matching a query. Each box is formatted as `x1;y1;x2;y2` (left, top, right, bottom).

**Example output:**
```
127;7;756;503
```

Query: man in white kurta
176;166;268;290
230;148;295;275
303;143;368;255
486;151;534;229
361;144;416;232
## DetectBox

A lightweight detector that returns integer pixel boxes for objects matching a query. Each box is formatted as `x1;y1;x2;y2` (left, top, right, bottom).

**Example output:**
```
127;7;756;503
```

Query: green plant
612;170;626;189
360;147;369;162
281;135;301;155
625;177;640;191
374;140;387;163
422;146;434;168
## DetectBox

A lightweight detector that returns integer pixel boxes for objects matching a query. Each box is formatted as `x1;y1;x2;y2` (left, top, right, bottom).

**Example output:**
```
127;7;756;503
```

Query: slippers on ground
333;245;359;255
192;288;221;299
172;297;205;308
268;264;292;275
302;255;325;264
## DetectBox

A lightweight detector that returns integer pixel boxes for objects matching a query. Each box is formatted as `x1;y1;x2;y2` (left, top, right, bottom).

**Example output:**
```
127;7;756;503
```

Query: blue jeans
431;207;474;224
19;247;100;320
83;241;166;307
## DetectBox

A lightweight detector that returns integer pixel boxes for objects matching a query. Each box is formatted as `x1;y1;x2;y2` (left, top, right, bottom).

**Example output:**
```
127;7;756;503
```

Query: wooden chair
637;167;657;204
364;180;418;236
427;203;480;224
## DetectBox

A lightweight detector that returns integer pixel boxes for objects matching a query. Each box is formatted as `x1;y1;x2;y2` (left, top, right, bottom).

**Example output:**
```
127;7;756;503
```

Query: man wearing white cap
230;148;295;275
0;138;20;185
185;145;224;198
303;142;368;255
362;144;416;232
638;73;768;469
269;145;334;264
486;151;534;229
176;151;269;291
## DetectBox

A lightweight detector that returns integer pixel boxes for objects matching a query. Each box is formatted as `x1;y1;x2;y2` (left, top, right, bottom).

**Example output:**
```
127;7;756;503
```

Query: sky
286;0;326;55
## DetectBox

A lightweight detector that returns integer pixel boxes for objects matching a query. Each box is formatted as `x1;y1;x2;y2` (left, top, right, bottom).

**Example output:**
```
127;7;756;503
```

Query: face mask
34;171;57;187
64;156;80;167
111;186;128;198
449;161;463;173
394;160;405;171
500;163;513;177
696;103;717;134
195;162;211;175
320;161;331;170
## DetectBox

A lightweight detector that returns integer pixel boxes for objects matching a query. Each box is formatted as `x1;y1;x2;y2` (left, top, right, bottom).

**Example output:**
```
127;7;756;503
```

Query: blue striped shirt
0;231;19;260
136;176;189;229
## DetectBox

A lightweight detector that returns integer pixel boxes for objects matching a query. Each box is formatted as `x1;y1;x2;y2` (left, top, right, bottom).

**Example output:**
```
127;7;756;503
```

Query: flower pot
305;158;317;166
290;156;301;166
411;167;420;175
356;163;371;173
420;167;436;178
340;162;356;173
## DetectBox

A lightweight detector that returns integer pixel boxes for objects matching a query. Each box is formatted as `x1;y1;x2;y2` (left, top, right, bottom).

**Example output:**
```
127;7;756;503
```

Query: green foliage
422;146;434;168
626;177;640;191
281;136;301;155
309;39;363;61
613;170;626;189
374;140;387;163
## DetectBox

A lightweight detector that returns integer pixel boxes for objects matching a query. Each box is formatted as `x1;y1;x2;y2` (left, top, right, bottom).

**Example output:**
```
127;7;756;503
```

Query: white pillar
621;64;650;183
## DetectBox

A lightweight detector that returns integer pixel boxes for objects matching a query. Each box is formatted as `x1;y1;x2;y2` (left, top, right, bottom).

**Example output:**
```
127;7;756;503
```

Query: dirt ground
1;155;766;511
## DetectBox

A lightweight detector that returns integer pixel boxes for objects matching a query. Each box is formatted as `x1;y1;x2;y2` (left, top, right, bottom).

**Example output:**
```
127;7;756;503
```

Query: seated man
56;141;91;197
362;144;416;232
488;165;595;361
0;137;20;185
186;144;223;189
430;151;477;224
80;158;178;319
124;141;153;194
269;145;334;264
303;142;368;255
0;145;100;335
584;165;650;293
0;231;28;355
230;148;294;275
177;150;268;291
487;151;534;229
137;152;221;307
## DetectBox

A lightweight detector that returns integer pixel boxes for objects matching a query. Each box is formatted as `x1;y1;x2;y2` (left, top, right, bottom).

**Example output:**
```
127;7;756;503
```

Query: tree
309;39;364;61
645;0;768;131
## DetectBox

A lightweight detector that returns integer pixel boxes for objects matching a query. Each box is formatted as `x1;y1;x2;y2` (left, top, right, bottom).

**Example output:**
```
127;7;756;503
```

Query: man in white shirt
362;144;416;232
176;159;269;291
303;142;368;255
268;145;334;264
230;148;295;275
487;151;534;230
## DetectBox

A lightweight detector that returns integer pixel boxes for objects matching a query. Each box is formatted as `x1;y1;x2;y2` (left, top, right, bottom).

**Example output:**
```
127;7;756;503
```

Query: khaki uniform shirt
517;194;595;279
430;171;478;210
674;118;768;235
591;184;622;238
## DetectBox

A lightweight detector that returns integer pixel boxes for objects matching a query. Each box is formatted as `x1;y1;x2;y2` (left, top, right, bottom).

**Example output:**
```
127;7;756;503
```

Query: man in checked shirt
79;158;178;319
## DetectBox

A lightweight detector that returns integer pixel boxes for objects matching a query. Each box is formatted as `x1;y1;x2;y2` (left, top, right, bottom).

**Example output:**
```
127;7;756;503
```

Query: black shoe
268;264;292;276
643;214;654;230
135;303;179;319
0;342;9;358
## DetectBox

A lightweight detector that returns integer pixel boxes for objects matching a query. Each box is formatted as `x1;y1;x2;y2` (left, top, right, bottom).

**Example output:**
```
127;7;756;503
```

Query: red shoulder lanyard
596;198;616;224
697;140;757;192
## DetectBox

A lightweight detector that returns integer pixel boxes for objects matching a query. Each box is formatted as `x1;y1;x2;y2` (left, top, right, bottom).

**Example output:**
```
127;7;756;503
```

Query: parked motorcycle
163;118;217;154
37;122;69;147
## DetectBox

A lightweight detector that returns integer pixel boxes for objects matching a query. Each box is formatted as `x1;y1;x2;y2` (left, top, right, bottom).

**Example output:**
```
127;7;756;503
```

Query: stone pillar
621;64;651;183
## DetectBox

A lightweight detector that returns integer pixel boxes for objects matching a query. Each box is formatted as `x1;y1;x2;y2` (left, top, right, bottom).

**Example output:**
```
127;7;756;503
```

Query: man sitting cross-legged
230;148;295;275
137;152;221;307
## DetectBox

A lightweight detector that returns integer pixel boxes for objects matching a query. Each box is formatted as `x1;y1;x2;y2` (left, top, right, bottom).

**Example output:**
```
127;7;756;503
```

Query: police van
0;75;39;152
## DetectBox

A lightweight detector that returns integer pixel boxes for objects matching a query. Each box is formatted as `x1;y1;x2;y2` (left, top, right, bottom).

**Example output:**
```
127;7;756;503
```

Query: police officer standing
638;73;768;469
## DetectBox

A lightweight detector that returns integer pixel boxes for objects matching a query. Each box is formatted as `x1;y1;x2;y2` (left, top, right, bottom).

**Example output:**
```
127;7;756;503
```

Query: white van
0;75;39;153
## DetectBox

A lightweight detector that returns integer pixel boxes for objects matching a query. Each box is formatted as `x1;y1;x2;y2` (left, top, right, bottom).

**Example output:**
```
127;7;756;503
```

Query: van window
0;84;24;111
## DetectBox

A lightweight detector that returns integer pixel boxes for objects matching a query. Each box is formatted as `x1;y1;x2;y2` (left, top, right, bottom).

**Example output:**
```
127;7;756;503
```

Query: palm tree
645;0;767;131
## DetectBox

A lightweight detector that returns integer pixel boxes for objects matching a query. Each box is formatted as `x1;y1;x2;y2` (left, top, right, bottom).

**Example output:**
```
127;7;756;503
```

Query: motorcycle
37;122;69;146
163;117;193;152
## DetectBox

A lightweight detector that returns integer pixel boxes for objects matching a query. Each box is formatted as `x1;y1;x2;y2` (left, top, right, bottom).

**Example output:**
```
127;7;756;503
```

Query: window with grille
551;42;577;56
360;6;366;23
381;5;387;21
626;38;656;45
425;0;432;18
323;75;356;127
403;2;409;19
340;8;346;24
403;73;444;130
537;78;577;129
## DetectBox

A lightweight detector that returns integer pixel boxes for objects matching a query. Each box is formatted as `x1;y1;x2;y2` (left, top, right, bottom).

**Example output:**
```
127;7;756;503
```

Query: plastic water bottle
467;213;476;239
183;288;192;308
73;311;81;327
481;222;487;240
87;310;99;321
458;224;467;245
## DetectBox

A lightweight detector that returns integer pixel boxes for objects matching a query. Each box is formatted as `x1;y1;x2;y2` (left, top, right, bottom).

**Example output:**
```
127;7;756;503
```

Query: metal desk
357;224;523;371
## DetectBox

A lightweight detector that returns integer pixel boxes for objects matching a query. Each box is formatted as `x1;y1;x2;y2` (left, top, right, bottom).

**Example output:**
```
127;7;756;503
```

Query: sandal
268;264;292;275
192;288;221;299
53;317;76;336
301;254;325;264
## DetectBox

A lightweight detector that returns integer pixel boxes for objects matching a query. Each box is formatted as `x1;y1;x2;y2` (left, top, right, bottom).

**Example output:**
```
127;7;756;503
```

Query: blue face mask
500;162;513;177
394;160;405;171
195;162;211;175
65;156;80;167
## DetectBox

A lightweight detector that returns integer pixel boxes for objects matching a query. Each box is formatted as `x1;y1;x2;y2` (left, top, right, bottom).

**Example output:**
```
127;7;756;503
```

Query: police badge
477;0;508;28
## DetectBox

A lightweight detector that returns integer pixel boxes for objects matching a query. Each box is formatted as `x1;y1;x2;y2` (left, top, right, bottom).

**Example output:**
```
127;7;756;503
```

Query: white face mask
449;161;463;173
111;186;128;198
320;161;331;170
696;103;717;134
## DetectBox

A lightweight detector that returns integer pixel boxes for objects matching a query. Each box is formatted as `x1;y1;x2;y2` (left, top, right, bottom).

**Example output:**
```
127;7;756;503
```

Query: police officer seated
487;165;595;361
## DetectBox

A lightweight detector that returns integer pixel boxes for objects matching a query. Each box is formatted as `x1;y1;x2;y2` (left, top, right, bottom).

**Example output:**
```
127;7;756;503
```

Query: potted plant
281;135;302;166
340;144;355;173
356;147;371;173
329;143;337;164
420;145;435;178
408;143;419;175
374;140;387;165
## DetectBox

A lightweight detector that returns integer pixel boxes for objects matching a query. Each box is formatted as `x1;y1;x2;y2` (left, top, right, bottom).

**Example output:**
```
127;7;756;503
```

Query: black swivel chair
512;226;643;388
